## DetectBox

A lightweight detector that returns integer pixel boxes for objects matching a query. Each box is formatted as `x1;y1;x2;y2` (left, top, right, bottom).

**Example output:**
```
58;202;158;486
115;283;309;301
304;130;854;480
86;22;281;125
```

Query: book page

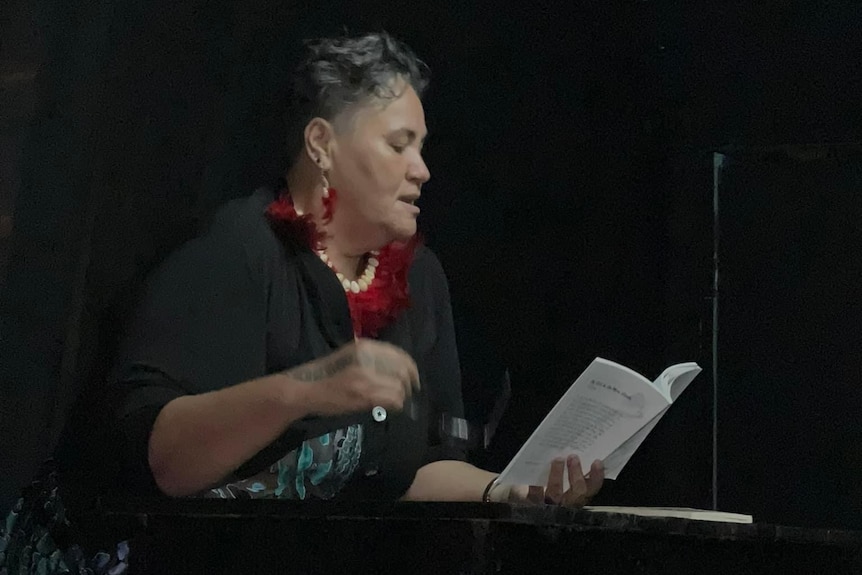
655;362;702;401
599;407;668;480
601;363;702;478
496;358;671;489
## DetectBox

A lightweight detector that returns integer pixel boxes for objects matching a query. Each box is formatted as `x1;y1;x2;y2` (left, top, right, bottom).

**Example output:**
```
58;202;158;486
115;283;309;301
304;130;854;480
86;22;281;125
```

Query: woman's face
327;83;430;247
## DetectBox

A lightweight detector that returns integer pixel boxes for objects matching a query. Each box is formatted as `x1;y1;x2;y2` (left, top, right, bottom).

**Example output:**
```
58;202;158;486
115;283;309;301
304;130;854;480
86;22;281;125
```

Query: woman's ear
303;118;335;170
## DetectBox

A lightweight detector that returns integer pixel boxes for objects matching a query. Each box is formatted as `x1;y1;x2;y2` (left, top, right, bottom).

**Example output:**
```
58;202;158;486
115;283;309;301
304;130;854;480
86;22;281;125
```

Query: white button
372;406;387;422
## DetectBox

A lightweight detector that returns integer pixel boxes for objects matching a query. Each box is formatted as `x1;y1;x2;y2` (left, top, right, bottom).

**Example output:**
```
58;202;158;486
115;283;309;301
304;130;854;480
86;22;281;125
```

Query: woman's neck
285;165;321;219
285;166;367;279
323;247;365;280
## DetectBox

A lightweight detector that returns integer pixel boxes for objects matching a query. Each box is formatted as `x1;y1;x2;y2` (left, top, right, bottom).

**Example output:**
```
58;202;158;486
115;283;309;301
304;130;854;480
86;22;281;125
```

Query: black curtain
716;147;862;528
2;0;860;528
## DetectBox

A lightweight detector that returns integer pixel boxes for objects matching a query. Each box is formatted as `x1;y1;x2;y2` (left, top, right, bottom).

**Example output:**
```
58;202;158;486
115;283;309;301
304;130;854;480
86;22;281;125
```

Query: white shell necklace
318;250;380;294
294;199;380;294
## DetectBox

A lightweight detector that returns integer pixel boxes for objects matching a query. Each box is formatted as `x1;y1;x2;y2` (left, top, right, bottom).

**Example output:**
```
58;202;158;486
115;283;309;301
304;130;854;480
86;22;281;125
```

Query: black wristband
482;477;499;503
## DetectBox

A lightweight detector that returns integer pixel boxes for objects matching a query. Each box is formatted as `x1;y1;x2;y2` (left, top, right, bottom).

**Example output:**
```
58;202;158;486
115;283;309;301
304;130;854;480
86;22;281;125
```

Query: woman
109;32;604;506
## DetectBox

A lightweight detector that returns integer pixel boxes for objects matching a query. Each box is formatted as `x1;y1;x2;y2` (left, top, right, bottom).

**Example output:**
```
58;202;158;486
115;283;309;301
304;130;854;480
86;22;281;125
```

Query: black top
108;188;465;501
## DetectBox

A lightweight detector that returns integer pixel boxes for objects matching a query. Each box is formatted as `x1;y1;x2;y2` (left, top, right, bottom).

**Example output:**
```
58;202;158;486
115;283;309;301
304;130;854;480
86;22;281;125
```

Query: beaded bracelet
482;476;499;503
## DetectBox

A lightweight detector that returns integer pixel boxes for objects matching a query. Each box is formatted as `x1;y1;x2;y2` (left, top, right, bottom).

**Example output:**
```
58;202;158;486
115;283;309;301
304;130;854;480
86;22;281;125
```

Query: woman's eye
390;144;406;154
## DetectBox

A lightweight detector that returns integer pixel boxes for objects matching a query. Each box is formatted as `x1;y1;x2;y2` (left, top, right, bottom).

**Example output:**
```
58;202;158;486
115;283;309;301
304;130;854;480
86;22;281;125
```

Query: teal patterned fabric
207;424;363;500
0;424;364;574
0;469;129;575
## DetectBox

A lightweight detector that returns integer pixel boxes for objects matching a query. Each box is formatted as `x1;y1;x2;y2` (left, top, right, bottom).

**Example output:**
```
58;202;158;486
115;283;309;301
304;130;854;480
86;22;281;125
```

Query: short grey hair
284;32;430;163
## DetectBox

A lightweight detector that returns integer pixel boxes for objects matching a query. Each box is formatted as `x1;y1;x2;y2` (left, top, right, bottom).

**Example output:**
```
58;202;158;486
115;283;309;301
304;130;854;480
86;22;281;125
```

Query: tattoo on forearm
286;348;406;384
287;352;355;382
358;350;400;379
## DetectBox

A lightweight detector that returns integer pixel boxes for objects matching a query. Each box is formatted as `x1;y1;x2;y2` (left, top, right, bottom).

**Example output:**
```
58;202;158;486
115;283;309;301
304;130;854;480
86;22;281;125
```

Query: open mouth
397;196;421;214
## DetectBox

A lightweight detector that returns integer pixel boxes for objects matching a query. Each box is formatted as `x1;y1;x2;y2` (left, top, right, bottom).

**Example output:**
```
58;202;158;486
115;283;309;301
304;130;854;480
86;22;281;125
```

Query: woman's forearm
401;460;499;502
147;373;315;497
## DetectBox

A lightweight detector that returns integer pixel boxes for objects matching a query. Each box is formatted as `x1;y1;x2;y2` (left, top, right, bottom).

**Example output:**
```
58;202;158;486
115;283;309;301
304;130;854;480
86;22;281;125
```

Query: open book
497;358;702;488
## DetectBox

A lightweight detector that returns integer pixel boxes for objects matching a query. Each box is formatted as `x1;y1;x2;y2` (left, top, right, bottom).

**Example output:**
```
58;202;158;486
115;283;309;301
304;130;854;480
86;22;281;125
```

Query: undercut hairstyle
284;32;430;164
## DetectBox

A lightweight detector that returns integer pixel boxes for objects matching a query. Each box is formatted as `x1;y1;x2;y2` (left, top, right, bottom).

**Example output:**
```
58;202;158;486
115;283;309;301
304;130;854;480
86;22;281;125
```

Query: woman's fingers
585;459;605;499
351;341;419;408
518;457;606;508
544;458;566;504
527;485;544;505
392;347;420;392
356;339;420;394
395;347;420;391
564;455;589;506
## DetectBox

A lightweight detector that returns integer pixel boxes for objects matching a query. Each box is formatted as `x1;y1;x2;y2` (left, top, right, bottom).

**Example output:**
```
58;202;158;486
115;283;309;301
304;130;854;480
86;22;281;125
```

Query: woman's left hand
524;455;604;508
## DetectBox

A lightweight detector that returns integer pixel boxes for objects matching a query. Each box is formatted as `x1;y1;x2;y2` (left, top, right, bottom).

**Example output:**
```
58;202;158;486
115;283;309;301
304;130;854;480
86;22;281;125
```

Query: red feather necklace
265;188;417;338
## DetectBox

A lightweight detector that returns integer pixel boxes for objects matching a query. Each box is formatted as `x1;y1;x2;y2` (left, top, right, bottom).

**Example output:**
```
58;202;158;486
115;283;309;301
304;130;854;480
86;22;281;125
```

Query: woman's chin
387;221;417;244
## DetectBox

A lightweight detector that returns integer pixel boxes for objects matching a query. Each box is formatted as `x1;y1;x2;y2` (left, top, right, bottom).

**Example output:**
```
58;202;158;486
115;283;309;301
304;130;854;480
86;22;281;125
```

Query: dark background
1;0;860;529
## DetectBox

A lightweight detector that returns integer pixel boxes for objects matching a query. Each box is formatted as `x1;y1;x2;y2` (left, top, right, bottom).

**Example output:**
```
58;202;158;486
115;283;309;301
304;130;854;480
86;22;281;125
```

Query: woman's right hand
285;339;420;416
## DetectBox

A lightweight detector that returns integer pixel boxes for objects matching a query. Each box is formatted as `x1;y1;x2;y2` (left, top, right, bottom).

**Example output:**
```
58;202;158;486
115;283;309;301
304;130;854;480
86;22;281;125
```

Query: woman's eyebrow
389;128;429;144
